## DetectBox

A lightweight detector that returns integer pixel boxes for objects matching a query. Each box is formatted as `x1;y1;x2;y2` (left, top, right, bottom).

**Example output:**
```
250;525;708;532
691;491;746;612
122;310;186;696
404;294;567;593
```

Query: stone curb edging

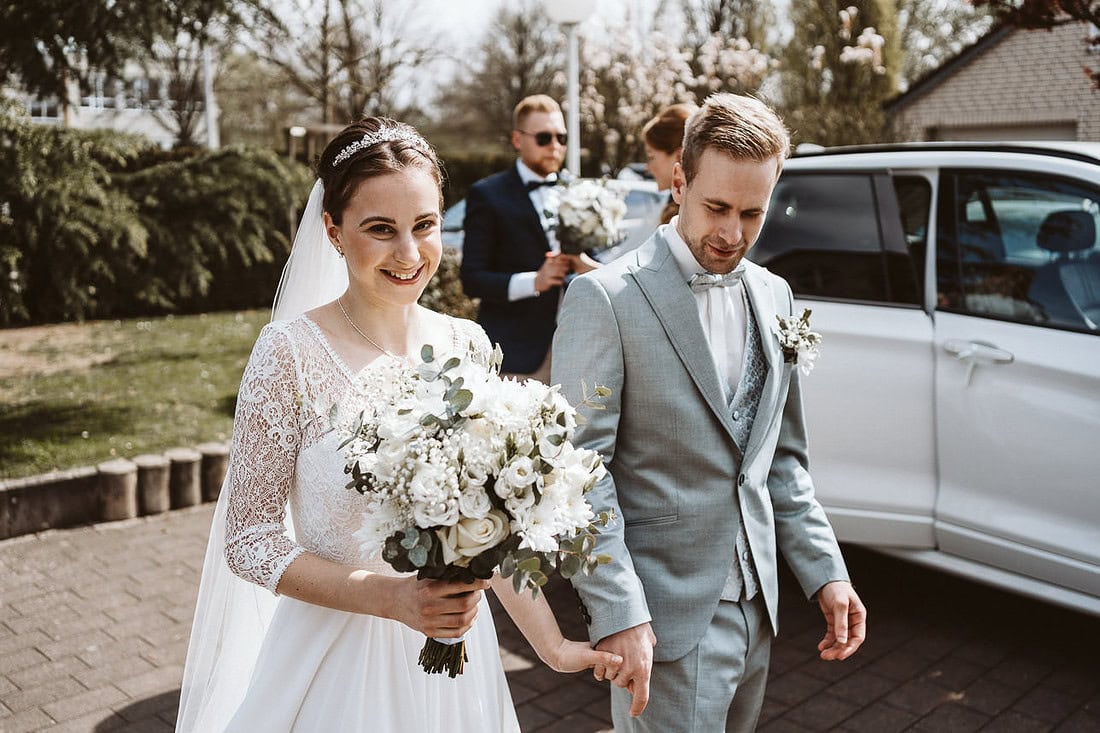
0;441;230;540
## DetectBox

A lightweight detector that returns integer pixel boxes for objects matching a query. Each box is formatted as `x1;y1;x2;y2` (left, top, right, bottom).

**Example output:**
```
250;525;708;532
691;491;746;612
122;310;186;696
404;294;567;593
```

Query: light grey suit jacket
552;230;849;663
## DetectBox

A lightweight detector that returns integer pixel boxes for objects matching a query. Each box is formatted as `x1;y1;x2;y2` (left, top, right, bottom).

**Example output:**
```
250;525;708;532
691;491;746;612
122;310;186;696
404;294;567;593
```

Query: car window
442;198;466;232
752;173;918;304
893;175;932;297
937;171;1100;332
623;189;663;221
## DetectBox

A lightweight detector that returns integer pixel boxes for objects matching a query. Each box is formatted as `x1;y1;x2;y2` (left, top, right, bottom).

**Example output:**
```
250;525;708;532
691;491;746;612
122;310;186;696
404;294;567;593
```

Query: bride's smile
324;166;443;306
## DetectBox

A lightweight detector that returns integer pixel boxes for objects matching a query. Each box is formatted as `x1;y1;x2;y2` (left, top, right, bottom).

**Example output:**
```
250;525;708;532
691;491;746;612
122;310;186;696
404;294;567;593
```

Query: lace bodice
223;314;493;594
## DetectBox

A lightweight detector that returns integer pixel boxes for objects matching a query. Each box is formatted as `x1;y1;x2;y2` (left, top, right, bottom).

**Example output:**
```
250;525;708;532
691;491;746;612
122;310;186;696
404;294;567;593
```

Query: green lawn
0;310;270;480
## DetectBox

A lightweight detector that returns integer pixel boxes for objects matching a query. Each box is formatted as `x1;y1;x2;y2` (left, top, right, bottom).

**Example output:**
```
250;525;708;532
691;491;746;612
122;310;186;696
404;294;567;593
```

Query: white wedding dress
182;313;519;732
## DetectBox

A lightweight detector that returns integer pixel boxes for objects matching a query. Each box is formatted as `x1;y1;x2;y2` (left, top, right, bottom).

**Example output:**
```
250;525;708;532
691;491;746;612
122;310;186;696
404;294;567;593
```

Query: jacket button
738;474;746;487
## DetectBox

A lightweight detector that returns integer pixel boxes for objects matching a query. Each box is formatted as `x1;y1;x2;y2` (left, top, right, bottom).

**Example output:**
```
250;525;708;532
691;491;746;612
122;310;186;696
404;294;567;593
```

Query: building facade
888;22;1099;142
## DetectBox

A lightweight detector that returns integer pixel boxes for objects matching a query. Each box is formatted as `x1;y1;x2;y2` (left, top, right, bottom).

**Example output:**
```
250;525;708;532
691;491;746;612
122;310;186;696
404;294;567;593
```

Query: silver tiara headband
332;126;423;167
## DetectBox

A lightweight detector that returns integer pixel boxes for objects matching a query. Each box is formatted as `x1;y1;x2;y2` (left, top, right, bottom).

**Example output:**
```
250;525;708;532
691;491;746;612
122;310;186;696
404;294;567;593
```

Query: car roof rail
791;142;1100;166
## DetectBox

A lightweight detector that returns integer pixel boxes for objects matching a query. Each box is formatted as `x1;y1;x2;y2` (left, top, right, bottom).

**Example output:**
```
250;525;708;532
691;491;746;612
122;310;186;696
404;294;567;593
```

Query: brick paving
1;504;1099;732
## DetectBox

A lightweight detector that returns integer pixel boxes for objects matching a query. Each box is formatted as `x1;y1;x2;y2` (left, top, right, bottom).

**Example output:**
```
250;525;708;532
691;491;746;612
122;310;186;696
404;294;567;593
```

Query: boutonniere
774;308;822;376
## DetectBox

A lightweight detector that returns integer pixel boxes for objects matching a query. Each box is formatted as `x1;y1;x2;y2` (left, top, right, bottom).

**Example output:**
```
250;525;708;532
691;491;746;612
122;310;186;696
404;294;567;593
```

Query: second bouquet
334;344;612;677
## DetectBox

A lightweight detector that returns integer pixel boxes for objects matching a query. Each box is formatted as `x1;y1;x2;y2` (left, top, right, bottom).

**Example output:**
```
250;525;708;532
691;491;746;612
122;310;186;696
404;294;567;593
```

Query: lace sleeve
451;317;494;367
223;323;307;594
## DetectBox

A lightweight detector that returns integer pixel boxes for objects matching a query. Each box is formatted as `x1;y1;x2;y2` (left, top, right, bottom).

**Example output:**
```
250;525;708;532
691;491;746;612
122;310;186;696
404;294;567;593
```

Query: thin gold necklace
337;297;404;360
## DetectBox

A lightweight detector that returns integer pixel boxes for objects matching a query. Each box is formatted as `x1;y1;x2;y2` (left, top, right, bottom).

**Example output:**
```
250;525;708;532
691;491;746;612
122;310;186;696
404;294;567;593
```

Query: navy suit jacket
460;165;560;374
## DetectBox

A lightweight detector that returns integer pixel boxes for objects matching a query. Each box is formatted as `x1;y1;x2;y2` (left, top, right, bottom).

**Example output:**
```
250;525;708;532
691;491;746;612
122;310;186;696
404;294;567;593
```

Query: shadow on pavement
95;689;177;731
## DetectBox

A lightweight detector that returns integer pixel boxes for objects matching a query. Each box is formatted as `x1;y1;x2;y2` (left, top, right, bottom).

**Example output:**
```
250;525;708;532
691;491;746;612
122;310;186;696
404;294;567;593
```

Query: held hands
815;580;867;661
393;578;489;639
593;622;656;718
543;639;624;675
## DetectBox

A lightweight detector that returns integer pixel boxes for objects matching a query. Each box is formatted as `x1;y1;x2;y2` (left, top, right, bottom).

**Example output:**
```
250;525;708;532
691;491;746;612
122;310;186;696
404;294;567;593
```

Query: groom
552;93;866;732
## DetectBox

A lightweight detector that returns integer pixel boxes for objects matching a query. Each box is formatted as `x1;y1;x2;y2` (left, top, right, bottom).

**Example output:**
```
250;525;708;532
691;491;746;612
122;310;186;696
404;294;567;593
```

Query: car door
751;168;937;547
933;167;1100;602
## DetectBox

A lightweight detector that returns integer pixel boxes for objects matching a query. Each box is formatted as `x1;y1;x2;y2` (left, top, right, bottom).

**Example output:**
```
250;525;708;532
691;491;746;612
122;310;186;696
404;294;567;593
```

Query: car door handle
943;339;1015;365
944;340;1014;385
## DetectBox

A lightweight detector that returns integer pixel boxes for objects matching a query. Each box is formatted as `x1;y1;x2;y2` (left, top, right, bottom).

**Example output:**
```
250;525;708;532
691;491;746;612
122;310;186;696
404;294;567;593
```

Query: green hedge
0;101;313;325
0;103;484;326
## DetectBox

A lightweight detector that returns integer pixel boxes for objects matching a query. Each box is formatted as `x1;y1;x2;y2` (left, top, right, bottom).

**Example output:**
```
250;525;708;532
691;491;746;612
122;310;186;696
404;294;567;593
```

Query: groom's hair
680;93;790;185
513;95;562;130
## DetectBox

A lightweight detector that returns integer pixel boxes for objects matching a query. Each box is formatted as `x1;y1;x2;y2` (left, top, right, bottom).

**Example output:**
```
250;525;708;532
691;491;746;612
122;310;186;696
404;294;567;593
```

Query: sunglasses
518;130;568;147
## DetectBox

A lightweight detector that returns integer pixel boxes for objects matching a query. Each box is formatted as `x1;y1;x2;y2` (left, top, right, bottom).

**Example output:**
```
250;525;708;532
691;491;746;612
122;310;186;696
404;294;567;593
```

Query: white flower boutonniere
775;308;822;376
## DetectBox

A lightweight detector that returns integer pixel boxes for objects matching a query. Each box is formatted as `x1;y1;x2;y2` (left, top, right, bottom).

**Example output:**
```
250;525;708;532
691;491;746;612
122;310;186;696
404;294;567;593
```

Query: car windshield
442;198;466;231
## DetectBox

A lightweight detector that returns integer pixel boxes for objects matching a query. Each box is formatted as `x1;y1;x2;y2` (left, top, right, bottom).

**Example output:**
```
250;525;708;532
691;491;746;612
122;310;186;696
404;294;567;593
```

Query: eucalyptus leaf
408;546;428;567
421;344;435;362
517;556;541;574
400;531;420;550
450;389;473;412
560;554;582;578
442;356;461;372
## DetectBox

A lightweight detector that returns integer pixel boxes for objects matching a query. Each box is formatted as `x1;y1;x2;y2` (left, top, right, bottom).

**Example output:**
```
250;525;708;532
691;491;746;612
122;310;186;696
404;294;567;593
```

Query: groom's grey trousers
610;595;771;733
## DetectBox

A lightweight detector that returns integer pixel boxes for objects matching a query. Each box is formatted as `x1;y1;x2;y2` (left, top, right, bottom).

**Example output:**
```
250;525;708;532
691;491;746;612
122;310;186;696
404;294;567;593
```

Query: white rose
413;498;459;529
462;461;489;487
496;455;536;498
438;510;510;566
408;461;448;505
458;485;492;519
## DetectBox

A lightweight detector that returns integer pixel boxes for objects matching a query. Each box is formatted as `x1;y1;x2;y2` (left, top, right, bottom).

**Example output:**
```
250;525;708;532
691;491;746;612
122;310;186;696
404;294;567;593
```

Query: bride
176;117;620;731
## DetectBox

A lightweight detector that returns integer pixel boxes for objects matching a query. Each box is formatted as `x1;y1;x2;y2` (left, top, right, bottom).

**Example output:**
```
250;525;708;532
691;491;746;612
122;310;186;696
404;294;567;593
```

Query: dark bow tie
689;267;745;293
526;178;559;191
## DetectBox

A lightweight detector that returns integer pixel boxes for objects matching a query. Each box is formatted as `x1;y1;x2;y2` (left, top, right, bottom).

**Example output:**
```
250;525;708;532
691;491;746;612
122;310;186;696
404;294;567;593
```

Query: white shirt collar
515;159;557;186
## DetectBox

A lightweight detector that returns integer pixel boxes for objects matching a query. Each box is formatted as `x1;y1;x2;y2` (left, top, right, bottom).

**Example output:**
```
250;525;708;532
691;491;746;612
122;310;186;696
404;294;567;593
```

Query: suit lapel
504;167;550;252
742;265;783;464
630;234;742;455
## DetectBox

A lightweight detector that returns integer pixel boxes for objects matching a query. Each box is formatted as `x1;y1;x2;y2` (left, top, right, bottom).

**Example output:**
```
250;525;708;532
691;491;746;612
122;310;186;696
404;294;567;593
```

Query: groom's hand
815;581;867;661
593;622;656;717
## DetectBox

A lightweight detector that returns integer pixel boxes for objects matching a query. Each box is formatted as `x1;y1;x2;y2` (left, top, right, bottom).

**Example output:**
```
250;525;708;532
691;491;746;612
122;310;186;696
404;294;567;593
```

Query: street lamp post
544;0;596;176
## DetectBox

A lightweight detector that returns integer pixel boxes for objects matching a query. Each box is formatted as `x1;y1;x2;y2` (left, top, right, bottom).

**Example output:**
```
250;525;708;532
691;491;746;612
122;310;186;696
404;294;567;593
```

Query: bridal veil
176;180;347;731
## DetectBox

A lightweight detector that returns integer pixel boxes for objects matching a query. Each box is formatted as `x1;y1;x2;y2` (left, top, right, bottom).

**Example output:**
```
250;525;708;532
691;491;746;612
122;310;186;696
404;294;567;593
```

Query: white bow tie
689;266;745;293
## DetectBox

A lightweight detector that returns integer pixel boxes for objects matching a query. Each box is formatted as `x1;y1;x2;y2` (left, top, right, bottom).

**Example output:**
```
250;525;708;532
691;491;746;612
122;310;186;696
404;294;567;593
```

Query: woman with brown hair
642;102;698;225
176;117;619;732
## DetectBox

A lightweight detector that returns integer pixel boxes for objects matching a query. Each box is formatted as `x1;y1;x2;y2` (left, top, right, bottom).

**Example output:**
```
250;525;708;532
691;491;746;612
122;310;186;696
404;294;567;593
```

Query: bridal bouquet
335;345;612;677
554;179;627;255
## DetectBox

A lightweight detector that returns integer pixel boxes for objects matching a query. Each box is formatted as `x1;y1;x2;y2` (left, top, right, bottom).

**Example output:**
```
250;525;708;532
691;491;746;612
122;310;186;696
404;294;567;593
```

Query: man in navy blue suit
460;94;590;382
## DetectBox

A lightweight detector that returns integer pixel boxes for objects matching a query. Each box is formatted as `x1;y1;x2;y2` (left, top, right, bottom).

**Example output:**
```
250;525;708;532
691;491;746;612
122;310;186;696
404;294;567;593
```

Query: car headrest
1037;210;1096;254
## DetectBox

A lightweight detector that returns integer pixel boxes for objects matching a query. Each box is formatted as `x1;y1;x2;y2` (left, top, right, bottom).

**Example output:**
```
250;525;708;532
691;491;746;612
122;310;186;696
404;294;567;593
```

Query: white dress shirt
507;160;561;302
663;219;748;401
665;219;760;602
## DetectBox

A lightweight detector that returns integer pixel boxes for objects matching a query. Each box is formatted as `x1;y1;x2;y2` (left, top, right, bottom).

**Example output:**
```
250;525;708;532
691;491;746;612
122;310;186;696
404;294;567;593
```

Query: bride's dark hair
317;117;444;225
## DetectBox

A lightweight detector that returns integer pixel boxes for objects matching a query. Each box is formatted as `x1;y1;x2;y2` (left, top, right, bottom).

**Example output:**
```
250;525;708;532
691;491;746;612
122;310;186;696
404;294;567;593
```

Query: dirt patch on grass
0;321;121;380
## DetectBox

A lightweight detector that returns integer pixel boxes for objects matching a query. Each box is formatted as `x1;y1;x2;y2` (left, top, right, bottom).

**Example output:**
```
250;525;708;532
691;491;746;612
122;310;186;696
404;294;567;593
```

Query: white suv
750;142;1100;615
